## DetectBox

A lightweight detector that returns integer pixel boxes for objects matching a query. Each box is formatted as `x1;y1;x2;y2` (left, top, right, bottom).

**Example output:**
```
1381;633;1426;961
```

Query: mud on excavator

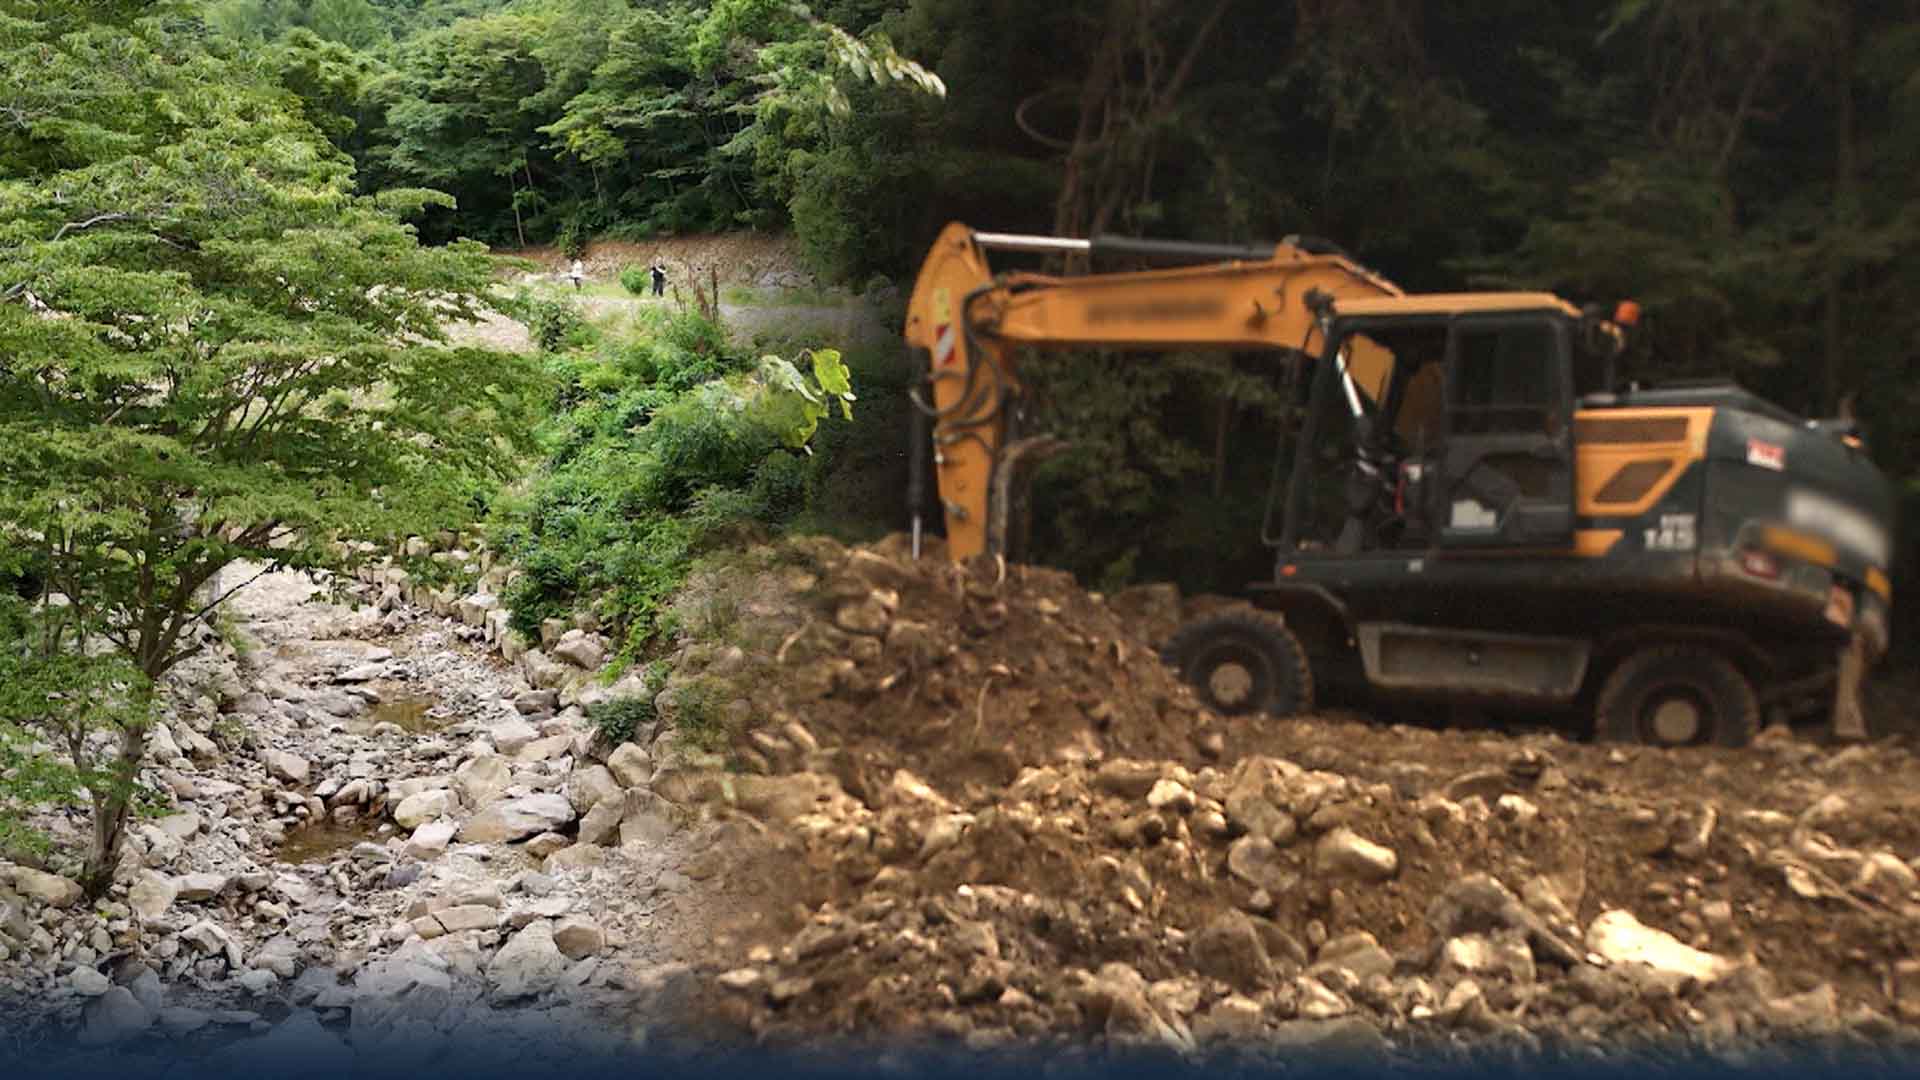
901;222;1895;749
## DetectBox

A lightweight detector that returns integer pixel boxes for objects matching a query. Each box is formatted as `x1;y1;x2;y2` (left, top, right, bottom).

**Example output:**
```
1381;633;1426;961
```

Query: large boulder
458;794;575;845
487;920;567;1002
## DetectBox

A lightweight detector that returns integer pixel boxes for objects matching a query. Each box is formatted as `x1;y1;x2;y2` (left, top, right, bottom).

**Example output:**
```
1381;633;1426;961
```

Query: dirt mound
643;535;1920;1065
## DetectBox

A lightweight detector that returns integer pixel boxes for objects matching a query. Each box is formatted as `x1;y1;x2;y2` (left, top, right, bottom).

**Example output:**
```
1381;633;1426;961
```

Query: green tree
0;1;539;894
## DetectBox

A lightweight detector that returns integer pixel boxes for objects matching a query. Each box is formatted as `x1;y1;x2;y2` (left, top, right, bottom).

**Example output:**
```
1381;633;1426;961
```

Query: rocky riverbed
0;563;718;1071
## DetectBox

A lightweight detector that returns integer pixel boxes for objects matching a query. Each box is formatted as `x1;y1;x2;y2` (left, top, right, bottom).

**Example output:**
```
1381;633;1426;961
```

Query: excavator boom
902;221;1408;561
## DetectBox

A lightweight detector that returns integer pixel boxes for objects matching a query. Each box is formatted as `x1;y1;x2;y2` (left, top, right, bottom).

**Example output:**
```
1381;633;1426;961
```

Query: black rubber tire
1160;611;1315;717
1593;645;1759;749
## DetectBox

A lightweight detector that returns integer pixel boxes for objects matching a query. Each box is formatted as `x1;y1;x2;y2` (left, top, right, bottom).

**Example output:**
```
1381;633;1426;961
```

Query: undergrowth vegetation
488;303;902;661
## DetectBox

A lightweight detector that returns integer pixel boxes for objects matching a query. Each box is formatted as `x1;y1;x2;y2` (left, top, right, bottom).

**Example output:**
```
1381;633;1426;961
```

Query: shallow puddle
368;696;442;733
276;819;380;864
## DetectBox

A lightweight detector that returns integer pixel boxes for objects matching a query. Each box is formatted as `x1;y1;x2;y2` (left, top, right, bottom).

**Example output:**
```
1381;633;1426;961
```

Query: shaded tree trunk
1822;0;1856;415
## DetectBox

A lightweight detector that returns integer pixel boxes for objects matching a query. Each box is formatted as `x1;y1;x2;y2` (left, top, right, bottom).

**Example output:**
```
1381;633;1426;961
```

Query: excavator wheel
1593;645;1759;750
1161;611;1315;718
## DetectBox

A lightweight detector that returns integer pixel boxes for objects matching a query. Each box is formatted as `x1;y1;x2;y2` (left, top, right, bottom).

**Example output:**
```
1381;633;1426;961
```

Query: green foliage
619;266;650;296
587;689;655;746
491;308;855;652
518;291;592;353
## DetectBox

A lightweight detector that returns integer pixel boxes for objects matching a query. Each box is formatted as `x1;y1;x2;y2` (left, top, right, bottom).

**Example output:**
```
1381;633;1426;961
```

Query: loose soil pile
643;535;1920;1067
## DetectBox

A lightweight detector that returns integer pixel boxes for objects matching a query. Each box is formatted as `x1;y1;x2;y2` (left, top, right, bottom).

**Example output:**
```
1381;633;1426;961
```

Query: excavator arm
901;221;1405;561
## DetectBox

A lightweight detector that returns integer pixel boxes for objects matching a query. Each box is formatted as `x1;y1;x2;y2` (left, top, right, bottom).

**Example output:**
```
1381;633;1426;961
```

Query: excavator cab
1278;309;1581;557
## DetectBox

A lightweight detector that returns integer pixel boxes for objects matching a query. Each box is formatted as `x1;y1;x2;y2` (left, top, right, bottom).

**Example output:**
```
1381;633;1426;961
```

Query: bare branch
51;213;134;243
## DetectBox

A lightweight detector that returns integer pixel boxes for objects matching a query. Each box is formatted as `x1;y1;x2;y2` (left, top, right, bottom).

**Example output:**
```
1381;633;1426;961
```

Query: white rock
155;811;203;840
70;966;112;996
129;871;177;920
487;920;567;1002
264;750;311;785
1586;909;1733;985
337;662;385;683
458;794;575;844
606;744;654;789
453;755;511;808
1315;828;1399;881
393;790;457;831
566;766;623;816
553;636;606;670
9;866;82;908
516;734;574;763
236;969;279;995
489;717;540;757
1146;779;1197;813
577;798;624;847
552;915;604;960
404;820;458;861
176;873;230;902
1495;794;1540;826
434;905;499;932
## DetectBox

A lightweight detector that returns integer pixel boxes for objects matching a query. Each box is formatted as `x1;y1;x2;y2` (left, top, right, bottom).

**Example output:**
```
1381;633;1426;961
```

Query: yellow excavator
901;222;1895;748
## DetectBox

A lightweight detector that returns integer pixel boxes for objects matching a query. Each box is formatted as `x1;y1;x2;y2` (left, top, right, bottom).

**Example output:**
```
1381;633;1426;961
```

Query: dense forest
10;0;1920;606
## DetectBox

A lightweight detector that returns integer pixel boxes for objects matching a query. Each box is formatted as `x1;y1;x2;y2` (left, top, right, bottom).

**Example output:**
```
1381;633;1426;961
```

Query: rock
70;966;112;996
517;734;574;762
717;968;762;993
1190;912;1273;992
1270;1016;1388;1058
515;690;560;715
176;872;230;902
159;1006;212;1034
544;845;606;873
553;636;606;670
1854;852;1919;903
434;905;499;932
1495;794;1540;826
1427;873;1584;968
553;915;604;960
392;789;457;830
264;750;311;785
452;755;510;808
1439;932;1535;984
1227;836;1296;895
156;811;203;841
522;650;571;692
1316;932;1395;981
1146;779;1198;814
566;765;623;816
1194;994;1266;1043
1766;983;1840;1033
181;919;242;966
524;832;570;858
488;717;540;756
1295;975;1349;1020
10;866;82;908
337;661;385;683
129;871;177;920
606;744;654;789
1315;828;1397;881
834;597;891;636
487;920;567;1002
1094;759;1163;799
1586;909;1733;985
576;798;625;847
79;986;152;1046
404;820;458;861
237;969;279;995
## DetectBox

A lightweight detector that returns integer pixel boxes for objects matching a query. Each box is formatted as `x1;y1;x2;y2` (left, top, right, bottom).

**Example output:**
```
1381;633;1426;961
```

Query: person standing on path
568;259;585;291
649;262;667;298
